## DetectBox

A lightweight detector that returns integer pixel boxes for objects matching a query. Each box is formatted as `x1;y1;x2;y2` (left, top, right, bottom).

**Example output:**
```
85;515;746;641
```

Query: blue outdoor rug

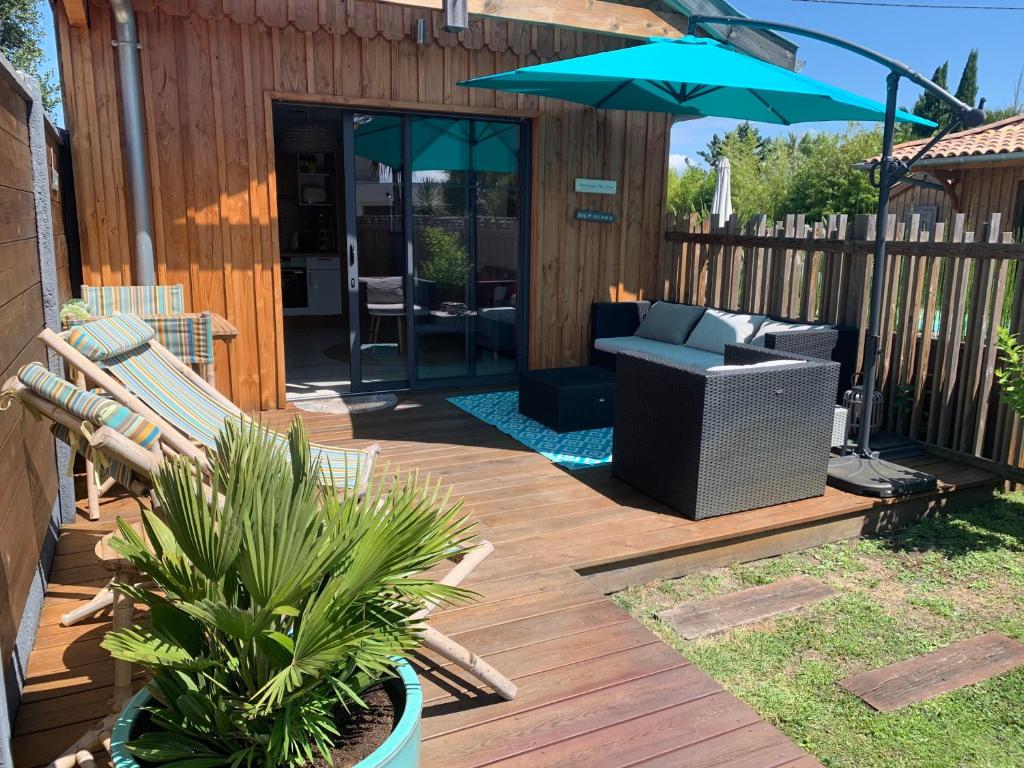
447;390;612;470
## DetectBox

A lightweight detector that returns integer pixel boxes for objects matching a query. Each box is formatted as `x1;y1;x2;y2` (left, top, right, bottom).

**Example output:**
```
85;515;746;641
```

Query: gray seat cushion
480;307;516;325
634;302;705;345
685;309;767;354
594;336;724;369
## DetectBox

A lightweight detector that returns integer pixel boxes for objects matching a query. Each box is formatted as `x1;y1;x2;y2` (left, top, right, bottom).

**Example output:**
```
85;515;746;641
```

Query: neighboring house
49;0;795;410
859;114;1024;237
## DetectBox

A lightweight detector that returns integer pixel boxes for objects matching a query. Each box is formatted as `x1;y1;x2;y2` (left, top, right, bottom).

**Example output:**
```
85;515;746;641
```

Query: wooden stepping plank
658;576;836;640
840;631;1024;712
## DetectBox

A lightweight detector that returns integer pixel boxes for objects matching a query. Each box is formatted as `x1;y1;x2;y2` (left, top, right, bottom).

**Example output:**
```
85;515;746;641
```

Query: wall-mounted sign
576;209;616;224
575;177;618;195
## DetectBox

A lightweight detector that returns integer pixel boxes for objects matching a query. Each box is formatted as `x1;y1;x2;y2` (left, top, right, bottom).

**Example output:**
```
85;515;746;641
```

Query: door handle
349;243;356;267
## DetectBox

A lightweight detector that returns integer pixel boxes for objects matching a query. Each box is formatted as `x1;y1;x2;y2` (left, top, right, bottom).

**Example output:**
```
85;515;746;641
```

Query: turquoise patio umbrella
460;36;934;127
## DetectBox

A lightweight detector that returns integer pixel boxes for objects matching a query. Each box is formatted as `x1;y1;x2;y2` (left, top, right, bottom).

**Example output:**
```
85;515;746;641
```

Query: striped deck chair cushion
51;422;137;490
82;284;185;316
82;344;368;489
18;362;161;448
65;314;155;361
145;312;214;365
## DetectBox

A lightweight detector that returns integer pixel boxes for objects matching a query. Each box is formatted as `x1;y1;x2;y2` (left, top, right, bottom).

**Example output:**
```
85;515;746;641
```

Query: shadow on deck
12;389;997;767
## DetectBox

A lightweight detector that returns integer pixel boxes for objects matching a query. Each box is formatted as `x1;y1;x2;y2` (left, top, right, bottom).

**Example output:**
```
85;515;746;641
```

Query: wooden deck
12;390;998;767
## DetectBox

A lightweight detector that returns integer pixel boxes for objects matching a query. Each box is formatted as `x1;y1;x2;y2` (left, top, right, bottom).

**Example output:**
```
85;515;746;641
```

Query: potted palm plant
103;419;474;767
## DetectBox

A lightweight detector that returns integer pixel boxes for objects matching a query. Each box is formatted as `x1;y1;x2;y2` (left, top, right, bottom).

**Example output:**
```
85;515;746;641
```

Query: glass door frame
342;107;532;394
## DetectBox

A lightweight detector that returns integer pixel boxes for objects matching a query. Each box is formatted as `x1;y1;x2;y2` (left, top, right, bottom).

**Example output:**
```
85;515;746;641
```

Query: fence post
933;213;970;445
909;220;945;437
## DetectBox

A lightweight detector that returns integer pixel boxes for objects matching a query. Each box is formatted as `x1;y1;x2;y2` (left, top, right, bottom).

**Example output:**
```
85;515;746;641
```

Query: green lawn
612;494;1024;768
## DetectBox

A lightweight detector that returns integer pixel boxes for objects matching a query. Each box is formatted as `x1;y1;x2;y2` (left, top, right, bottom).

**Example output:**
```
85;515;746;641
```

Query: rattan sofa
612;344;841;520
591;300;857;401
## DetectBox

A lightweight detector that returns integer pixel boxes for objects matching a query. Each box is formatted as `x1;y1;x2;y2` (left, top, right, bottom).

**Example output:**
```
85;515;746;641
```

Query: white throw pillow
707;359;804;372
750;320;832;347
633;302;705;345
685;309;767;354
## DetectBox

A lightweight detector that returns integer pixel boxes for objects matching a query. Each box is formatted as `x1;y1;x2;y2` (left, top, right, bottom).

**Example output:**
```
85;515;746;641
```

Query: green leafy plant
103;419;474;766
996;326;1024;418
1;0;60;110
419;226;469;298
413;180;449;216
59;298;90;326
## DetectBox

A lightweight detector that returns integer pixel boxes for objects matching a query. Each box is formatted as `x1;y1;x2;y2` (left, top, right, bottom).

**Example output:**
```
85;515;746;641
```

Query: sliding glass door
343;109;528;392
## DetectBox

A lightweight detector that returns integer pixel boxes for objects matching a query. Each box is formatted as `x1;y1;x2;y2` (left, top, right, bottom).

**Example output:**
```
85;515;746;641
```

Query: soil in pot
303;679;403;768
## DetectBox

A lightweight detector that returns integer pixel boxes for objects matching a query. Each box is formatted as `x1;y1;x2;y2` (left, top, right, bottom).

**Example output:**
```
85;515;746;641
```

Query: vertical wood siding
890;164;1024;234
56;0;674;409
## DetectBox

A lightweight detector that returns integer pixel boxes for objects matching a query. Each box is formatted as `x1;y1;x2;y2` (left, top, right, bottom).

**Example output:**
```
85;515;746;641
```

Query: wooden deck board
12;391;997;767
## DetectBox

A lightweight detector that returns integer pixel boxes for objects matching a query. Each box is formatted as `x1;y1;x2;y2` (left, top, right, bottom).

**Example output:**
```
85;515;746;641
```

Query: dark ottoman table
518;365;616;432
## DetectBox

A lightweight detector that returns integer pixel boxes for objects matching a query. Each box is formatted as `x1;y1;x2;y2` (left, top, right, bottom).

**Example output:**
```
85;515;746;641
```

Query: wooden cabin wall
890;164;1024;236
55;0;673;409
0;76;64;667
959;164;1024;233
889;183;949;230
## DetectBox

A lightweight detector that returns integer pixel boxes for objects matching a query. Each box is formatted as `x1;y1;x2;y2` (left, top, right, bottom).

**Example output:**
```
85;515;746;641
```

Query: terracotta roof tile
866;114;1024;163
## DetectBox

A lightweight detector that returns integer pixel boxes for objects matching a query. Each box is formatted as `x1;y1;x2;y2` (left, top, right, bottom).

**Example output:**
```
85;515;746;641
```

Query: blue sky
39;0;1024;152
669;0;1024;170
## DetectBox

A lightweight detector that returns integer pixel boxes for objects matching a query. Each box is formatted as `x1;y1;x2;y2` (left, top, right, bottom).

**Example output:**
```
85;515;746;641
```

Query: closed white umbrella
711;156;732;229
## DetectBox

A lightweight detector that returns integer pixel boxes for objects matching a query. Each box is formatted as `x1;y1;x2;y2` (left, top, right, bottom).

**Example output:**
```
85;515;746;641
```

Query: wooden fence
664;210;1024;468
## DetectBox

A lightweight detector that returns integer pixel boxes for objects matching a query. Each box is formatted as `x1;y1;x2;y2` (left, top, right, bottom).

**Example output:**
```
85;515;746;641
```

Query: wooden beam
62;0;88;27
661;0;797;70
375;0;684;40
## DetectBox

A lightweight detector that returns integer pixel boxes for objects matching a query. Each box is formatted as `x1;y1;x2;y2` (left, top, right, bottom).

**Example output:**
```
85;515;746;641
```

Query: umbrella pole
855;71;900;459
826;71;937;497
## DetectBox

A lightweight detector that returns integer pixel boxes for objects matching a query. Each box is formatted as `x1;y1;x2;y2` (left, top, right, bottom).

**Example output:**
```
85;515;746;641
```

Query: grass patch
612;493;1024;768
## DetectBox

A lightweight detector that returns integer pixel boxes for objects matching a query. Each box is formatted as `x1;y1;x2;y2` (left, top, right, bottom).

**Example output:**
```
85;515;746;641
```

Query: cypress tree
911;62;949;137
954;49;980;108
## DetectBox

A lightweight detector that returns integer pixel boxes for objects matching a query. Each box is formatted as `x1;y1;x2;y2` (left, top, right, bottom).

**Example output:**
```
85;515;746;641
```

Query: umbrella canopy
460;36;934;127
711;157;733;228
353;115;520;173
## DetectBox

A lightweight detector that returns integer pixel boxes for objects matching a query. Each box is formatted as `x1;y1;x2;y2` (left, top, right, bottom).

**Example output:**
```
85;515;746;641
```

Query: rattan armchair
612;344;840;520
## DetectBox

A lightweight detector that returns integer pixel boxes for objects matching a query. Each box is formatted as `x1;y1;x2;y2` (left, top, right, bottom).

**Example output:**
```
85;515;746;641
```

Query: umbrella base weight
827;455;938;498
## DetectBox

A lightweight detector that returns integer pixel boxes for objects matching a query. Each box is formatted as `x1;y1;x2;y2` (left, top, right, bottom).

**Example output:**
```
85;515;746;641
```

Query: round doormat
293;393;398;415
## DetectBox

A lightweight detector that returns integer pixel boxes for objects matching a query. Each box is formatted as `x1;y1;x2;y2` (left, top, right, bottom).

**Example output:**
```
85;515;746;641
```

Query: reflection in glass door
342;110;526;391
410;117;523;383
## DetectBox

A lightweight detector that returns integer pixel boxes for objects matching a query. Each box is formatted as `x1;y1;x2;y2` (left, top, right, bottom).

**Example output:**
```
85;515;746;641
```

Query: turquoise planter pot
110;658;422;768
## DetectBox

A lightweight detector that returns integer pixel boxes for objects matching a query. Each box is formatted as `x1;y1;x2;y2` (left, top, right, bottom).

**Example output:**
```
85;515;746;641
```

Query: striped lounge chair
2;361;163;495
81;283;186;315
77;284;217;385
40;313;380;496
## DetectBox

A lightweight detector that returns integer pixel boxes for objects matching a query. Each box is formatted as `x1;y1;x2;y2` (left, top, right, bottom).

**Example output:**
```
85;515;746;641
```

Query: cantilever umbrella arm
686;15;983;128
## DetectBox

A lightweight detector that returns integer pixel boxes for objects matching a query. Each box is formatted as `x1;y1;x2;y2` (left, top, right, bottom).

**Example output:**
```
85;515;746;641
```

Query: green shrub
103;418;474;766
419;226;469;297
996;326;1024;418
